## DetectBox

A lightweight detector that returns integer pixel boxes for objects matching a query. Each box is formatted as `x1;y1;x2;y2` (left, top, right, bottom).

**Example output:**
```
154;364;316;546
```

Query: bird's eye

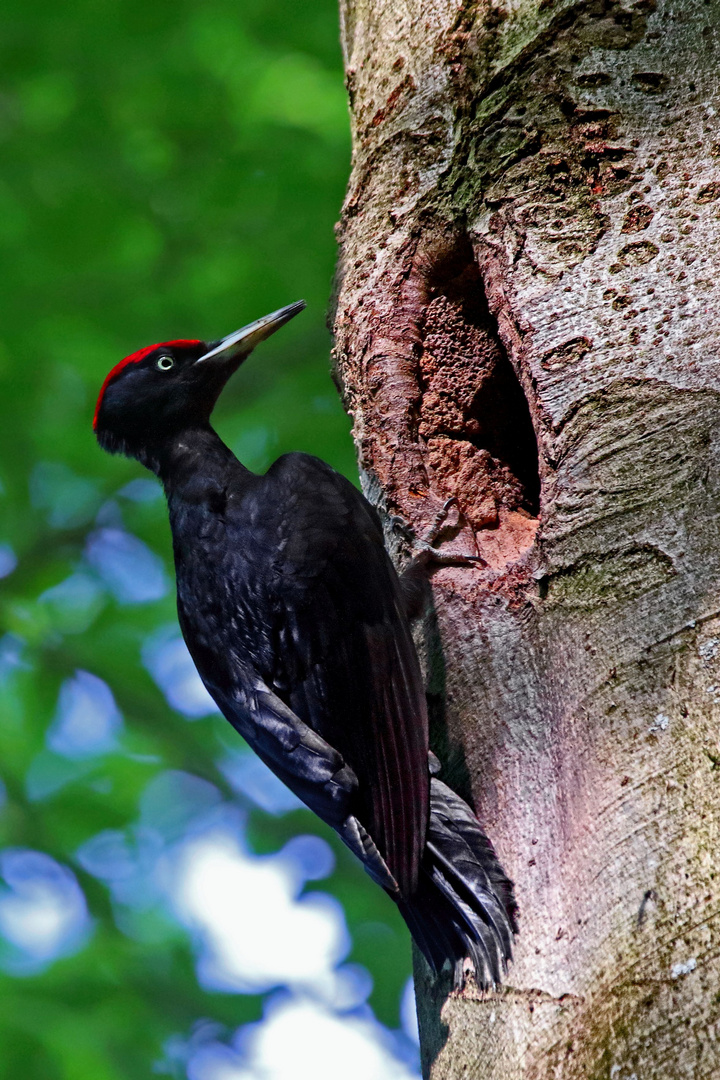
157;355;175;371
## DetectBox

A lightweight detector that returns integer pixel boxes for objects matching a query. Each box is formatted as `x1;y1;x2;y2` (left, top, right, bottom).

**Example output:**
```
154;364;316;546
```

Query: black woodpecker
94;302;517;988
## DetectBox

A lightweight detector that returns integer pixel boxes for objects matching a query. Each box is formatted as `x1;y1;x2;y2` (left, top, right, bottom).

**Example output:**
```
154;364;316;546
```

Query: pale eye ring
157;355;175;371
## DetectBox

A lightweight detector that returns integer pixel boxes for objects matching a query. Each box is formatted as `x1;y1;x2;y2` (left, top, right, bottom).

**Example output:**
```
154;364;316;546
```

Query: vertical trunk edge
333;0;720;1076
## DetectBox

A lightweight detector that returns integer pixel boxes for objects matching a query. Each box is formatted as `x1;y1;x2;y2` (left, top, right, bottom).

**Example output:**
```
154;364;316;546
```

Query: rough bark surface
332;0;720;1076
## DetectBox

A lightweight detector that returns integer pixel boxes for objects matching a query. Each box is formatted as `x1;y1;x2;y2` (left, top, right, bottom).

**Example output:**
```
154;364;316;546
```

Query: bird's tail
398;775;517;989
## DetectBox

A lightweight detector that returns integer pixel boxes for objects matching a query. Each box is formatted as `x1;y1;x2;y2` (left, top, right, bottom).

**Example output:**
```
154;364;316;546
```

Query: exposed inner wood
418;258;540;566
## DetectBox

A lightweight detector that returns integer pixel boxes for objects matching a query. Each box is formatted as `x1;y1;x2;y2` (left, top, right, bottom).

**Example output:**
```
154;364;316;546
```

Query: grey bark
332;0;720;1077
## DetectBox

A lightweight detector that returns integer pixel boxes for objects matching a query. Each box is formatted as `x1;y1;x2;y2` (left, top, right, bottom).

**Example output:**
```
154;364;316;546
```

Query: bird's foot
393;498;486;569
425;497;460;547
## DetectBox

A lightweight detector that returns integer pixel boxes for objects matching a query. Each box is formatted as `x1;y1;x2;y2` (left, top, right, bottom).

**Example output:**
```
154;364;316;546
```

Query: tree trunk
332;0;720;1076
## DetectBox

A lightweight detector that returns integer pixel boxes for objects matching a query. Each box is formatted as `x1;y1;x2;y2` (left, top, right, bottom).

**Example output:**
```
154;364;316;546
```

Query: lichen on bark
333;0;720;1075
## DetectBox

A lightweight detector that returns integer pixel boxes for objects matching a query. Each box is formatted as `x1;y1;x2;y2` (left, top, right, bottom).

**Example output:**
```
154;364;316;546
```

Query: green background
0;0;417;1074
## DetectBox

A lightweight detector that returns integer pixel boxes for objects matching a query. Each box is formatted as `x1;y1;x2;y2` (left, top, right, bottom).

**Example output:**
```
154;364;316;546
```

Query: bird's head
94;301;305;463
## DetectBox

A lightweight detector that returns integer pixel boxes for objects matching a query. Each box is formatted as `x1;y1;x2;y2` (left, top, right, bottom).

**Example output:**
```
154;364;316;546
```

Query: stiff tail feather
398;776;517;989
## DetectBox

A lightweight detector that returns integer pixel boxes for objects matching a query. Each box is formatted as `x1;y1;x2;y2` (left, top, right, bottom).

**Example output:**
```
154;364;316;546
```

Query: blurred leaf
0;0;417;1074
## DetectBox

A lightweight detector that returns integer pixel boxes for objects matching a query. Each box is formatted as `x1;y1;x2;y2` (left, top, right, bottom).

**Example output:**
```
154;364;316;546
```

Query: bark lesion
414;252;541;568
338;226;543;579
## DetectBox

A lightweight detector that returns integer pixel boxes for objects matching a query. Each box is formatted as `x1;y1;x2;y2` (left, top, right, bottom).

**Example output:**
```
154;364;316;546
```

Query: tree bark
332;0;720;1076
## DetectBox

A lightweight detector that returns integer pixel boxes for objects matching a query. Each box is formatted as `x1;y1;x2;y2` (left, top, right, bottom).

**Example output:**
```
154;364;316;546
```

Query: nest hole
419;253;540;527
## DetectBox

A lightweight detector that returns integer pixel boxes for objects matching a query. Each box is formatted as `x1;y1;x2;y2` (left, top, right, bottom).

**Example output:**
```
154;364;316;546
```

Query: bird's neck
151;425;250;498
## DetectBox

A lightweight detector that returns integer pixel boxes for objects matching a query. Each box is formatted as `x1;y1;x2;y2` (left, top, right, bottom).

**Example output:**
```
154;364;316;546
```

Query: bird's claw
425;497;461;547
392;497;459;547
390;514;415;542
393;498;485;569
414;542;486;569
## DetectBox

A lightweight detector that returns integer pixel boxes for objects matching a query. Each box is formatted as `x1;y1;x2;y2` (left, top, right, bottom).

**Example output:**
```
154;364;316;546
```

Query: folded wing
224;453;430;899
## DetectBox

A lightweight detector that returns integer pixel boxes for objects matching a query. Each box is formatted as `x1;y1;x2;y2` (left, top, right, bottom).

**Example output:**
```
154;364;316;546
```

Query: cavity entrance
418;260;540;536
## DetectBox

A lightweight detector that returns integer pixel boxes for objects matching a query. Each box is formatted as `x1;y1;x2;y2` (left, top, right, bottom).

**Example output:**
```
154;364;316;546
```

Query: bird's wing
221;453;430;899
198;660;360;830
194;664;402;896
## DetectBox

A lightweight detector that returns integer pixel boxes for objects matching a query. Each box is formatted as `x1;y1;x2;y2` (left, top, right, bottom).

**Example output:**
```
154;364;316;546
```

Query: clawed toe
392;499;483;569
390;515;415;542
417;543;486;568
424;497;459;547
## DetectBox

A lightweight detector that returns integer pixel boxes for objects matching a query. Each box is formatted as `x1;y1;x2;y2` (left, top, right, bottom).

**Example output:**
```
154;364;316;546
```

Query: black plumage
94;302;517;987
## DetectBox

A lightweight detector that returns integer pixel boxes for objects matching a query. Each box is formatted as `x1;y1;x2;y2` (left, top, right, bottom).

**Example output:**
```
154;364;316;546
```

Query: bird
93;300;517;988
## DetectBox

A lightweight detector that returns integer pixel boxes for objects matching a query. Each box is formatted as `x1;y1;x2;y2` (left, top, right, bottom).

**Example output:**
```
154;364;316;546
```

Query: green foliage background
0;0;414;1074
